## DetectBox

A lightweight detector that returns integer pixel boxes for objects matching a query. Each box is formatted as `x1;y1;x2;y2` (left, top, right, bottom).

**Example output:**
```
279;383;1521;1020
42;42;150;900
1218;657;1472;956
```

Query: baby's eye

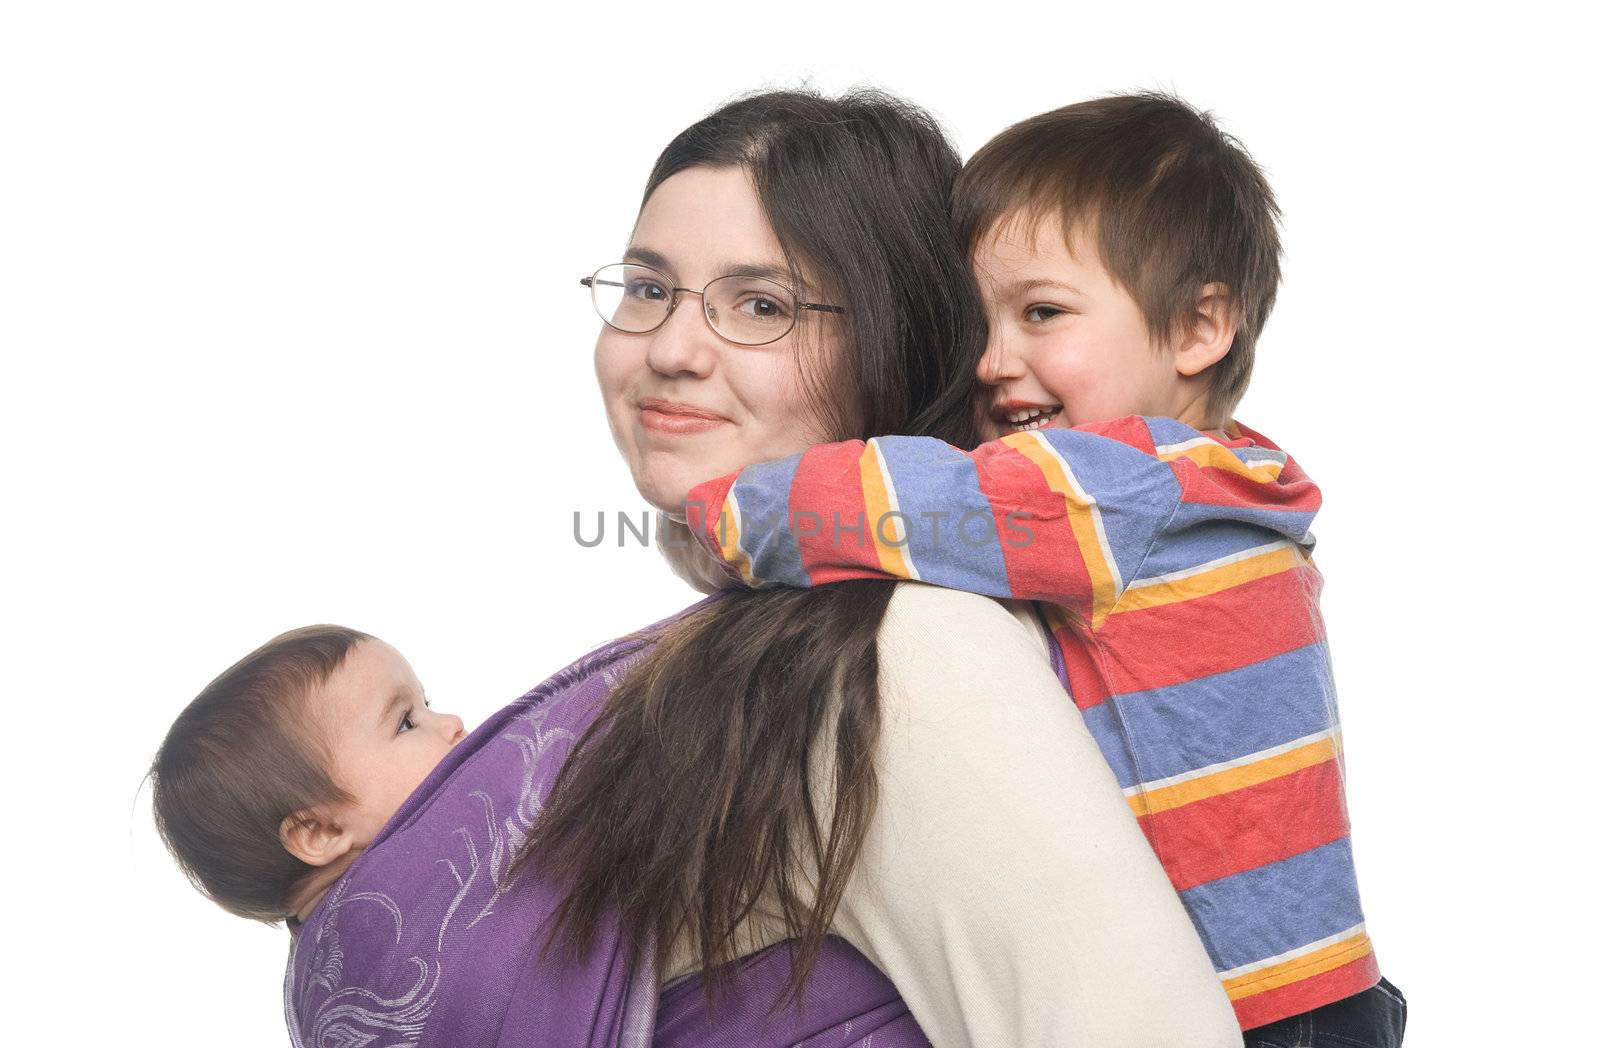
1024;304;1065;323
398;711;417;734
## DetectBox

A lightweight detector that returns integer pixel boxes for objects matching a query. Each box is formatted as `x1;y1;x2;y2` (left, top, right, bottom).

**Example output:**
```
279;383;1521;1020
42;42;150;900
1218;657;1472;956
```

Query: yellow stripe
1001;432;1119;626
1159;440;1284;482
717;492;756;586
858;444;912;579
1127;735;1341;819
1112;544;1304;616
1225;933;1373;1000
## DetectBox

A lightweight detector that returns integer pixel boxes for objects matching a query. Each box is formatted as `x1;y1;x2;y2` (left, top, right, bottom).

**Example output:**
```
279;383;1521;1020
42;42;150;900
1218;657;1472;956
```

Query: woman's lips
638;399;730;435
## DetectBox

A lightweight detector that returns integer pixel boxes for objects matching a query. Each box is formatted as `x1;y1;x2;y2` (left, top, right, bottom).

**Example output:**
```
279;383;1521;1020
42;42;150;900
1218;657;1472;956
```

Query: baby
150;625;466;925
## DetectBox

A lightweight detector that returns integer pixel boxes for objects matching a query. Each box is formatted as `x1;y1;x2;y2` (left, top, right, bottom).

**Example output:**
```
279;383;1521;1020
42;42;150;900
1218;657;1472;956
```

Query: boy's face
973;210;1205;439
313;639;467;845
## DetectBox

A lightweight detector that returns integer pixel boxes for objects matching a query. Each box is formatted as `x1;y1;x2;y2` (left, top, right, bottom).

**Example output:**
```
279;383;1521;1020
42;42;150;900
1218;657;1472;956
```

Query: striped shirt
684;415;1380;1030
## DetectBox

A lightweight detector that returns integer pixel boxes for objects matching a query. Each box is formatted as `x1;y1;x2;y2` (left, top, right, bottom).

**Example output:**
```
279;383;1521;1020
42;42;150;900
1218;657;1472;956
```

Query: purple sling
284;606;931;1048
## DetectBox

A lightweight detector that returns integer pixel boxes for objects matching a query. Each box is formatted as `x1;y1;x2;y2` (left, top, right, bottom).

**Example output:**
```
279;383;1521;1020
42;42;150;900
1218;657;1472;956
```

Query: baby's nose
444;714;466;743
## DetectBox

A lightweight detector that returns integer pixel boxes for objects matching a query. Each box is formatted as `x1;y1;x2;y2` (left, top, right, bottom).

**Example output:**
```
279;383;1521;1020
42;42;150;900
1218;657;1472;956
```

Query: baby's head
150;625;466;923
954;92;1283;437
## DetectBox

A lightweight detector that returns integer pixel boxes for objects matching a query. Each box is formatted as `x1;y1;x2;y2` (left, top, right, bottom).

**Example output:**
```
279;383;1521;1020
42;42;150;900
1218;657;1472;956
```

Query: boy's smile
972;210;1225;440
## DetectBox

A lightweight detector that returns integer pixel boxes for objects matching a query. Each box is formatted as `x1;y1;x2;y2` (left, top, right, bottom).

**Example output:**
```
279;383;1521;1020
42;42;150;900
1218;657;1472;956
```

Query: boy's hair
953;92;1282;419
149;624;369;923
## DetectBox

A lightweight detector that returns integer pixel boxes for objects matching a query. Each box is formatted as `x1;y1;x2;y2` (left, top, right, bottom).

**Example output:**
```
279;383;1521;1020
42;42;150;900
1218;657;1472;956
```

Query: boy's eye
1024;304;1066;322
399;711;417;734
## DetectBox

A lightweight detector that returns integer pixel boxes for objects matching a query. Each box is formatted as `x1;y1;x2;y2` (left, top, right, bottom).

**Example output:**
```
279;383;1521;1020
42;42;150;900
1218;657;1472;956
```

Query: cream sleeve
828;582;1243;1048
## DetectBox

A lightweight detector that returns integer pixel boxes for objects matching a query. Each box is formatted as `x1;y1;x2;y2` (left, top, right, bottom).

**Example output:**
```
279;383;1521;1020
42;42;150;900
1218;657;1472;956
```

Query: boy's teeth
1005;406;1060;426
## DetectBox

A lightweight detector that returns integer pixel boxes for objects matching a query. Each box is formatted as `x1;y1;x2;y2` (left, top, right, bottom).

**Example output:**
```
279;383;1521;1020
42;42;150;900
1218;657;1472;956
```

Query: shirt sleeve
684;416;1321;630
684;417;1181;628
820;583;1243;1048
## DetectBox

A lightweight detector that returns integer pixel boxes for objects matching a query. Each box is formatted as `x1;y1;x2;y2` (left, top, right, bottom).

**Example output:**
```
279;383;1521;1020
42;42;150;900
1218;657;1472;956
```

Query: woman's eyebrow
623;245;791;285
623;245;671;270
721;262;791;282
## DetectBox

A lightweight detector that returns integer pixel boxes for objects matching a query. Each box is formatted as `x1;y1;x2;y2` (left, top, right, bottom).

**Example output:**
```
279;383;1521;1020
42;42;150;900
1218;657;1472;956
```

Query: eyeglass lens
588;264;799;346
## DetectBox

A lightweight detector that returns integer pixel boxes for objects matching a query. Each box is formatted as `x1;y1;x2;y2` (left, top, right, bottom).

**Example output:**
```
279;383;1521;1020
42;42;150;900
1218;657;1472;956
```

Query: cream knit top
662;582;1241;1047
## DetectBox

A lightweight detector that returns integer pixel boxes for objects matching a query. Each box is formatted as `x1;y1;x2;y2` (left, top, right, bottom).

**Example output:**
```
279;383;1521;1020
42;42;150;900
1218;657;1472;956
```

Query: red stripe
1137;758;1352;890
1094;566;1325;693
788;442;884;583
1073;415;1159;454
685;473;737;550
1048;622;1112;709
970;441;1097;621
1232;951;1381;1030
1173;456;1323;514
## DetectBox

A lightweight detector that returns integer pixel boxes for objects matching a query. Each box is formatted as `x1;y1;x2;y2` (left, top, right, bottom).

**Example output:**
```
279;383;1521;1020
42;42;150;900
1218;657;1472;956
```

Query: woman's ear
279;808;356;867
1172;282;1239;378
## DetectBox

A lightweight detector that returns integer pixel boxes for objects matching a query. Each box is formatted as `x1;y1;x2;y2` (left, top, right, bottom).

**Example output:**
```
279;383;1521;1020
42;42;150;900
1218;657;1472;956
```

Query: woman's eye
399;712;417;734
1024;304;1065;323
626;280;669;302
736;295;790;319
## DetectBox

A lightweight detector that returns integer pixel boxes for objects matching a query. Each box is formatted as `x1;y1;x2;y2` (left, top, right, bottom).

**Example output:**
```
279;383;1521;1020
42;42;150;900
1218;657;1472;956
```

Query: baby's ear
1173;282;1240;377
279;808;355;867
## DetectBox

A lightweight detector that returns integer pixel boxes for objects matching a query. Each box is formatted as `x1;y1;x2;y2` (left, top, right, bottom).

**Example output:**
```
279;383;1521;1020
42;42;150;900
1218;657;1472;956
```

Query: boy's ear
1172;282;1239;378
279;808;356;868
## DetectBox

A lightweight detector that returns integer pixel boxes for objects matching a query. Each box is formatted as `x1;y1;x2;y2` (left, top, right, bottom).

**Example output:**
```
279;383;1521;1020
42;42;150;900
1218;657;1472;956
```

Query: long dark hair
519;88;986;1002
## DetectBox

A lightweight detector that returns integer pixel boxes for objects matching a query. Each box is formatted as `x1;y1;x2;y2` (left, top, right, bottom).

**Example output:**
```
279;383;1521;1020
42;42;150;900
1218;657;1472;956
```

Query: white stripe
1123;727;1339;797
871;441;921;581
1158;435;1286;472
1155;435;1218;455
1124;539;1295;591
1026;430;1124;594
1217;922;1369;982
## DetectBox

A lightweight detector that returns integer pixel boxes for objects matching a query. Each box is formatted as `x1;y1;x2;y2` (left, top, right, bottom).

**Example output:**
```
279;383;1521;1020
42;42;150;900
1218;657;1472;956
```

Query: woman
285;88;1240;1047
545;87;1242;1040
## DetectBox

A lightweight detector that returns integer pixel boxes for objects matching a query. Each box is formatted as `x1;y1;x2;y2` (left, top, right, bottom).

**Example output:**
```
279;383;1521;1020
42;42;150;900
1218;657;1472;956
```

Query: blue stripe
1179;837;1365;972
1143;415;1211;449
1033;428;1182;586
1166;498;1316;545
874;437;1013;598
1137;519;1300;581
1113;644;1340;783
728;453;808;588
1081;702;1139;789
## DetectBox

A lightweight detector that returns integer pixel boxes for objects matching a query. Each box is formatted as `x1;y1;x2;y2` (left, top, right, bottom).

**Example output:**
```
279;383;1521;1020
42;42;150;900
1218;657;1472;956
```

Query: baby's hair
954;91;1283;420
150;624;370;923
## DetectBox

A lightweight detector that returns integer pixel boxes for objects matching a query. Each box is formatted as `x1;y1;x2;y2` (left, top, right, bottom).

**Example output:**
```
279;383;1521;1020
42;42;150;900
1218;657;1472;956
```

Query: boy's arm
686;416;1221;628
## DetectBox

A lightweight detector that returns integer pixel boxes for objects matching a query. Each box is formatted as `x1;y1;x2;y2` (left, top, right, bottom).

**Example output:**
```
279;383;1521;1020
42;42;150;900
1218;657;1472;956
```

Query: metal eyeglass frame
580;263;846;347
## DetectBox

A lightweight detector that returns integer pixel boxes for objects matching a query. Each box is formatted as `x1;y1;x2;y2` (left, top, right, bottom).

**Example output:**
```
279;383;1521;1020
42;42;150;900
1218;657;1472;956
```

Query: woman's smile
637;397;731;435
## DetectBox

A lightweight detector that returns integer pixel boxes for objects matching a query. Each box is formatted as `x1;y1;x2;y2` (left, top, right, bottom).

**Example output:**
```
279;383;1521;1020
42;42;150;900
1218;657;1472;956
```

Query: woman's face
594;165;842;514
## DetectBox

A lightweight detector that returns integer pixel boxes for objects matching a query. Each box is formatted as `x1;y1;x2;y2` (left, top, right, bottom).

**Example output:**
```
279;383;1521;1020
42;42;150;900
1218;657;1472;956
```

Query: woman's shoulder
879;582;1053;664
872;583;1061;727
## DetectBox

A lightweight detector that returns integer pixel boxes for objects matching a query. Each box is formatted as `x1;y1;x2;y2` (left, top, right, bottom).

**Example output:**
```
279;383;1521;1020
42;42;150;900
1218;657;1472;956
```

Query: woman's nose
644;297;718;378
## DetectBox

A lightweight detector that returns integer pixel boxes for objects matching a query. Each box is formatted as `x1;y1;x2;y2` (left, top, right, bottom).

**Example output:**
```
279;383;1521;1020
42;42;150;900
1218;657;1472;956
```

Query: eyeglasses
580;263;845;347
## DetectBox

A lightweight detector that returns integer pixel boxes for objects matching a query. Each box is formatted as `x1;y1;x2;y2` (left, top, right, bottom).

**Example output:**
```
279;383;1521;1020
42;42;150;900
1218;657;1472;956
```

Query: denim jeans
1243;978;1407;1048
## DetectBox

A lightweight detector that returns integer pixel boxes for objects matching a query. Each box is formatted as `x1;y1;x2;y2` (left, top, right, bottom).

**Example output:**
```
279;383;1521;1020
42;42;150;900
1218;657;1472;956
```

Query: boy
683;94;1404;1043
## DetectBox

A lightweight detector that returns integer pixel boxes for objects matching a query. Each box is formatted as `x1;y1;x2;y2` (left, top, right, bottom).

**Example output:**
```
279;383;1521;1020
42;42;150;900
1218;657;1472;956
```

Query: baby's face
313;638;466;845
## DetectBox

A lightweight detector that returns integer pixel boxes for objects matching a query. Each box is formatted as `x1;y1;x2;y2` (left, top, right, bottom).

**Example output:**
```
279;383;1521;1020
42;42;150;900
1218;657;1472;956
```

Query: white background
3;2;1594;1043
